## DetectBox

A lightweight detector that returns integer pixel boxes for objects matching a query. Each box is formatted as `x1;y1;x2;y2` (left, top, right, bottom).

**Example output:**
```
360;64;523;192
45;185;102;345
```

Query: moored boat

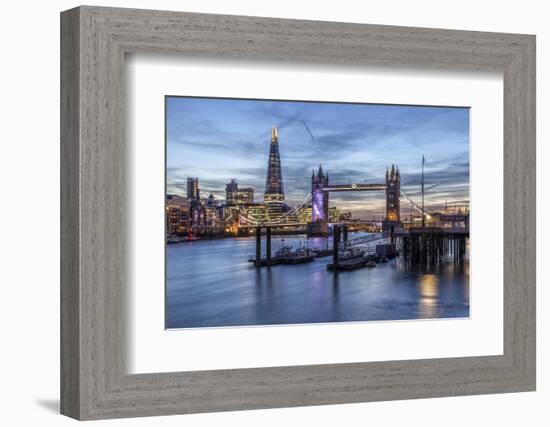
339;247;365;260
276;246;315;264
182;235;200;242
167;236;181;244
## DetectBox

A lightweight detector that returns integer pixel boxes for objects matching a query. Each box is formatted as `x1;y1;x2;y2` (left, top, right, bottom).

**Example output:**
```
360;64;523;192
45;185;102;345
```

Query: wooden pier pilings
399;227;467;265
254;226;273;267
332;225;340;269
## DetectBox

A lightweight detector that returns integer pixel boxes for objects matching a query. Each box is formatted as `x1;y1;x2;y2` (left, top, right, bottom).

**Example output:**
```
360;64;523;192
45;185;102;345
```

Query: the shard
263;126;285;204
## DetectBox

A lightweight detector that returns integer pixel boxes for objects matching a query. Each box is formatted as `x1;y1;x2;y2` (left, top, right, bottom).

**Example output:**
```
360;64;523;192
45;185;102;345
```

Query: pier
396;227;468;265
239;154;469;270
250;223;468;270
250;225;315;267
328;224;377;271
253;225;273;267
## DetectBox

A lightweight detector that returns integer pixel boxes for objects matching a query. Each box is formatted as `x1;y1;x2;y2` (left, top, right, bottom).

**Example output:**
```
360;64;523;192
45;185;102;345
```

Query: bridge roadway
238;222;308;228
323;183;386;192
238;220;382;229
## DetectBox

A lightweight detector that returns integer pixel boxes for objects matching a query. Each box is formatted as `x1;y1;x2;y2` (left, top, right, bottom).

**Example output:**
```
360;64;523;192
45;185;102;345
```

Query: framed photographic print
61;6;536;420
164;96;471;329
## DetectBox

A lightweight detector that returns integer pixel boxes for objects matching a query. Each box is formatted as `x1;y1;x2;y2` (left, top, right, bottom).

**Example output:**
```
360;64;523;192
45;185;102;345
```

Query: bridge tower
383;164;401;232
308;165;329;236
312;165;329;221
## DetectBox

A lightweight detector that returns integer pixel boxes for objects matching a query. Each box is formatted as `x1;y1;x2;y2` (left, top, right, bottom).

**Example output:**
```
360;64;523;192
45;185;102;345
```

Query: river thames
166;234;469;329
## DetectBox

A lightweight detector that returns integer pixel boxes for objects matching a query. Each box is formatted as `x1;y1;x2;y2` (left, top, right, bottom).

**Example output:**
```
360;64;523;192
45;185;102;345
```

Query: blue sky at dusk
166;97;469;218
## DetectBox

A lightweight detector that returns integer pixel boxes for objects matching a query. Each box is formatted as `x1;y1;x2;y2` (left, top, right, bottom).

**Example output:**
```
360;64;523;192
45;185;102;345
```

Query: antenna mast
421;154;425;228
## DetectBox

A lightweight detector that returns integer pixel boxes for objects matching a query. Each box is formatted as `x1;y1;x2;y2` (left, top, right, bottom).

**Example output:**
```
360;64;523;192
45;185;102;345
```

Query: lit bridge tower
309;165;329;235
382;164;401;232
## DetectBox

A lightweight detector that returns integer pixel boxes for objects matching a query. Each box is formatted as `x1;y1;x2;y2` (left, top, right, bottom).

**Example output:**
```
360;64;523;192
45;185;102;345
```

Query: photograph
49;2;539;421
165;96;470;329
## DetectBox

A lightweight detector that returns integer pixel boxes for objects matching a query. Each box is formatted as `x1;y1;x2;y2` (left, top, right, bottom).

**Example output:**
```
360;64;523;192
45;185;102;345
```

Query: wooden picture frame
60;5;536;420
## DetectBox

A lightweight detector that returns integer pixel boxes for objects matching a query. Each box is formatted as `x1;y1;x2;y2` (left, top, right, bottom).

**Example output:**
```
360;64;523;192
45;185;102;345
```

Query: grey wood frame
60;5;536;420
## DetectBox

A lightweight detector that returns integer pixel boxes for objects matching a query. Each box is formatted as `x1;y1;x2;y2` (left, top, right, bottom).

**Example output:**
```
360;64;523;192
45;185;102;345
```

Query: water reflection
417;274;439;318
166;234;469;328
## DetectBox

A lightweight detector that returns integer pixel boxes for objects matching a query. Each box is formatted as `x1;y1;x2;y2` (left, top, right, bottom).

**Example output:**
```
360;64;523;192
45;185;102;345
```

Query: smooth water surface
166;234;469;328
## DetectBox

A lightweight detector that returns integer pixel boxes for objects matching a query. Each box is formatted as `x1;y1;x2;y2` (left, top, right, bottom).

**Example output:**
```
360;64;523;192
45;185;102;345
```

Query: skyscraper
225;179;238;205
236;187;254;205
226;179;254;206
263;126;285;204
187;177;199;201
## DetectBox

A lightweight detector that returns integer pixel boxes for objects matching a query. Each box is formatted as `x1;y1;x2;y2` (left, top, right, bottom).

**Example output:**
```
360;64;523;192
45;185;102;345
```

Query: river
166;234;469;329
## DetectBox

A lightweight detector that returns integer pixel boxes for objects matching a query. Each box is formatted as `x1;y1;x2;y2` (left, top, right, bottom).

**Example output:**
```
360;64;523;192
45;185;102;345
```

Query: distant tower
311;165;329;221
225;179;238;205
385;164;400;222
186;177;199;201
263;126;285;204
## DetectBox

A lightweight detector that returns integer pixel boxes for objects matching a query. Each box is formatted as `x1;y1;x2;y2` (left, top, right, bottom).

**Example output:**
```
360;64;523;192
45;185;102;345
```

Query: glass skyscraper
263;126;285;204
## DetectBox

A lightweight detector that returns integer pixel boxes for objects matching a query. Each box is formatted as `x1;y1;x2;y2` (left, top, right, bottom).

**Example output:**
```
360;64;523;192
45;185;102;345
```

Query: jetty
249;226;315;267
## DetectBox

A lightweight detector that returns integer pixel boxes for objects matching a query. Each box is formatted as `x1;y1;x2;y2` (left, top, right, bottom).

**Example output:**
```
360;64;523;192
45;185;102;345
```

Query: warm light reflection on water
418;274;439;318
166;234;469;328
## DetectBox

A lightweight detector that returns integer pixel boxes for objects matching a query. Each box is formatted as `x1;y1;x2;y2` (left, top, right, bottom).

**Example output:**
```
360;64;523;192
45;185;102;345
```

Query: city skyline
166;96;470;217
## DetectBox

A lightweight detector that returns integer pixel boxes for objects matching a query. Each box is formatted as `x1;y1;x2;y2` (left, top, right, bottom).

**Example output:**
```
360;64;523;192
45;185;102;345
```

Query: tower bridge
229;126;404;235
323;183;387;192
243;126;469;267
309;164;400;236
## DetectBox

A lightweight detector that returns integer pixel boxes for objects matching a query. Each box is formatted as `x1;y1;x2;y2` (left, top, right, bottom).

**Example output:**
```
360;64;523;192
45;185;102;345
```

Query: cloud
166;97;470;216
